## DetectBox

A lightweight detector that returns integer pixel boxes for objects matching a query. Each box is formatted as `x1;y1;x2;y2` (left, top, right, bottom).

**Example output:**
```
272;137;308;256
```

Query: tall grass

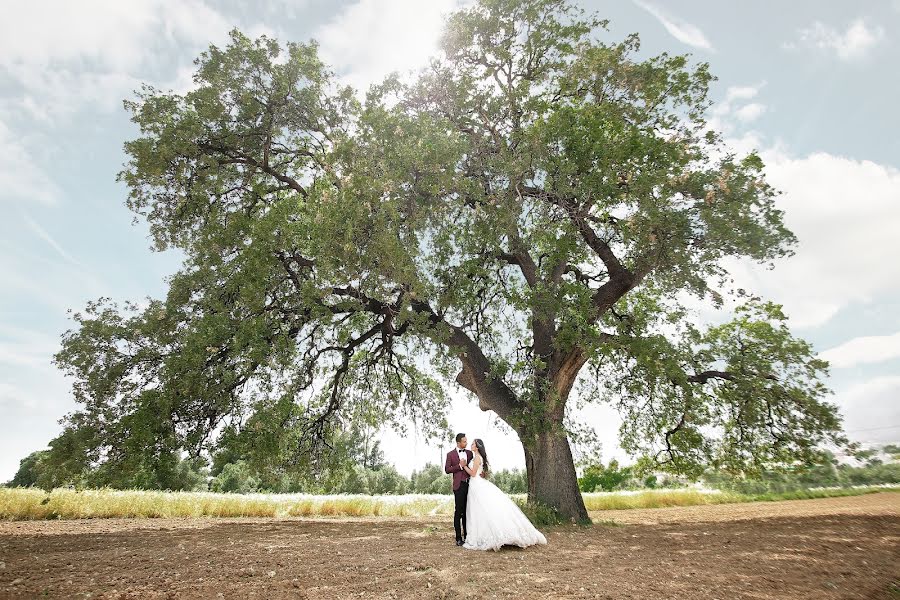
0;485;893;521
582;485;895;511
582;488;737;511
0;488;454;521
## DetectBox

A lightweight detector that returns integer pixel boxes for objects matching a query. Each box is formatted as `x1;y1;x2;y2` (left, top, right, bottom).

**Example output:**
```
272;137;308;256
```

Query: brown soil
0;492;897;599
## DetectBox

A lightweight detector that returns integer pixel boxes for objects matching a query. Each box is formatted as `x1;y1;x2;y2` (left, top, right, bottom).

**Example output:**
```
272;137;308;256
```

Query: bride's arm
462;456;480;476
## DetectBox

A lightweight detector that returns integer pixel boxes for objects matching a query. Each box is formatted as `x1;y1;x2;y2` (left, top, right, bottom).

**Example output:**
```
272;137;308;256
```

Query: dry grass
0;488;454;521
0;485;892;521
581;488;738;510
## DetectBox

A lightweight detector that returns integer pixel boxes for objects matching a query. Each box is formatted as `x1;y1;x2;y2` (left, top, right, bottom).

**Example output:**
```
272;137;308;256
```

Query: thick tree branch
305;319;385;441
686;370;778;384
198;141;311;198
495;252;538;287
656;411;688;465
407;299;522;421
519;185;632;281
687;370;736;384
548;330;618;405
314;281;522;421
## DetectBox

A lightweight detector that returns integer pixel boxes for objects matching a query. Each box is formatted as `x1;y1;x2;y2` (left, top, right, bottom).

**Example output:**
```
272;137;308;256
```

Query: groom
444;432;473;546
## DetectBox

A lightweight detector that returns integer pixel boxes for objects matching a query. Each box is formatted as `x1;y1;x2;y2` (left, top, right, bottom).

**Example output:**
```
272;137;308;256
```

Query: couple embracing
444;433;547;551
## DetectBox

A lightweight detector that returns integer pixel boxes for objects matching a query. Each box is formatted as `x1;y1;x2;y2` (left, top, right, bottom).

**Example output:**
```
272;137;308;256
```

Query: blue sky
1;0;899;481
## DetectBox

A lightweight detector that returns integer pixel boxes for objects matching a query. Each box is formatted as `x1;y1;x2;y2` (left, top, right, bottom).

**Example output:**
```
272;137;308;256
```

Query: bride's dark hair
474;439;489;478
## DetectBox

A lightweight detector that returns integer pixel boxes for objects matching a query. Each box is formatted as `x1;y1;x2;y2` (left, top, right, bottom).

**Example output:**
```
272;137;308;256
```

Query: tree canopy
49;0;846;520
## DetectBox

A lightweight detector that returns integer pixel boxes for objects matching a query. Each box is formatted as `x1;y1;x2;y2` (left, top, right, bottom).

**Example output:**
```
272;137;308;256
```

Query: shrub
514;498;570;526
490;469;527;494
578;459;633;492
210;461;259;493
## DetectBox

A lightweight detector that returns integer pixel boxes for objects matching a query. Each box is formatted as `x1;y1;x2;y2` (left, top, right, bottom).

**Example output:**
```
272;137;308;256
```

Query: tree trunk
523;428;589;523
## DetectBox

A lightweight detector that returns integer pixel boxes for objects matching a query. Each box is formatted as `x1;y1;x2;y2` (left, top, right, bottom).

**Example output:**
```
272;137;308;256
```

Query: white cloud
0;324;79;482
0;120;60;206
787;18;885;61
724;151;900;329
314;0;463;93
819;332;900;369
22;214;85;268
733;102;766;122
708;83;767;135
0;0;229;71
703;84;899;331
0;259;82;315
13;209;110;288
0;235;109;316
0;0;235;122
0;325;60;372
725;86;760;103
832;376;900;444
0;376;76;483
2;65;141;120
632;0;713;51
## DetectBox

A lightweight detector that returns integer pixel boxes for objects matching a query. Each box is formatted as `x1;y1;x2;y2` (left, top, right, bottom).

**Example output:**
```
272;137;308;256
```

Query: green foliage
86;453;209;492
8;451;49;487
578;465;602;493
704;451;900;494
409;464;448;494
490;469;528;494
852;447;888;467
10;440;208;493
42;0;848;518
604;299;845;479
209;419;391;493
366;465;409;495
162;457;210;492
578;459;634;492
210;460;259;493
333;466;368;494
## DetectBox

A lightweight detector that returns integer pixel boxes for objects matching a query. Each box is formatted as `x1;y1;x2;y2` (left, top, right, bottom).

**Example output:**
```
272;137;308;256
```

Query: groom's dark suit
445;447;473;544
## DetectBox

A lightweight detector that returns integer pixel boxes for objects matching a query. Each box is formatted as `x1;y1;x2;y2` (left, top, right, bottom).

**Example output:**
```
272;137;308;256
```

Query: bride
461;438;548;551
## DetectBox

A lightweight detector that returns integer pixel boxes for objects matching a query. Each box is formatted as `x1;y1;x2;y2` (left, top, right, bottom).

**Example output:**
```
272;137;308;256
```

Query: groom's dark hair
455;432;466;442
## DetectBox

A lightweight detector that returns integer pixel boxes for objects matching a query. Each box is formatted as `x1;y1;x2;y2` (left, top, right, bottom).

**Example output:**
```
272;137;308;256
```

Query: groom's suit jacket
445;448;474;491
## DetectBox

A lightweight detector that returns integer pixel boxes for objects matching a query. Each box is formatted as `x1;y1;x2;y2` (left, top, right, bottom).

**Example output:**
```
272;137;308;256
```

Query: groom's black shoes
455;539;464;546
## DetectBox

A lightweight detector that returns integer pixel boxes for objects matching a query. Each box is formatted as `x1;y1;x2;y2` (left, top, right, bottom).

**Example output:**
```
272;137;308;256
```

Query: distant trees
6;447;209;492
573;447;900;493
8;450;48;488
578;459;632;492
490;469;528;494
10;440;897;495
7;448;531;496
577;459;682;492
703;450;900;494
194;461;524;495
409;464;447;494
210;461;259;493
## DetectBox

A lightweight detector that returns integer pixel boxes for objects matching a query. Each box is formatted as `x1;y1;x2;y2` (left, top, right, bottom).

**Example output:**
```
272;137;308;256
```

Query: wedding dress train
463;466;547;551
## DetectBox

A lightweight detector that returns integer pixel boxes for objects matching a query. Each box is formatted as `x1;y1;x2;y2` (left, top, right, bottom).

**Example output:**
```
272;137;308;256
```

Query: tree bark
523;427;590;523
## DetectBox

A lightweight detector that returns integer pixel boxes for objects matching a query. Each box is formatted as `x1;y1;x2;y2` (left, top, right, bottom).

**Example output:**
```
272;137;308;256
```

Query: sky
1;0;899;482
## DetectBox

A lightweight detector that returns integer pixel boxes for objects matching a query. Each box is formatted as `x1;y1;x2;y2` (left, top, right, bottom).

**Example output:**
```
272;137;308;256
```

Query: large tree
54;0;845;520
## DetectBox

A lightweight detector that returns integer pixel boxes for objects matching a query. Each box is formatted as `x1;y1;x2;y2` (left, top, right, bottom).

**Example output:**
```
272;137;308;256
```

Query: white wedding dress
463;460;548;551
